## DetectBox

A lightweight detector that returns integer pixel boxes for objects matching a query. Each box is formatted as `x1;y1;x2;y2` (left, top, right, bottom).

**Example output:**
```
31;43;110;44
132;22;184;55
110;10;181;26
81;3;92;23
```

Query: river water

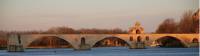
0;47;198;56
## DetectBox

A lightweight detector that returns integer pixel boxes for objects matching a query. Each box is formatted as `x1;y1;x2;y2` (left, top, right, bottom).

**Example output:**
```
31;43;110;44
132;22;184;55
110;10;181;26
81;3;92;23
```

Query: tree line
156;10;199;34
1;27;128;34
0;10;198;36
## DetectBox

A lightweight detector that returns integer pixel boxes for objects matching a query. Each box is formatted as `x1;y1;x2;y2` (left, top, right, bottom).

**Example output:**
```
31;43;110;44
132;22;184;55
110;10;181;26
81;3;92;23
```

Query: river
0;47;198;56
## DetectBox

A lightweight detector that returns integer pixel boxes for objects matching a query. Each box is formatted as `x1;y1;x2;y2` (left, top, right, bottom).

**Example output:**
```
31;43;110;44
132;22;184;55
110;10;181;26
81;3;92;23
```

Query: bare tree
46;27;76;34
156;18;177;33
156;10;199;33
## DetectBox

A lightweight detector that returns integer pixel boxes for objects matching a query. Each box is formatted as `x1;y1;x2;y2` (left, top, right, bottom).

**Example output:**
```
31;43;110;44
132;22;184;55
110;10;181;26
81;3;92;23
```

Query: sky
0;0;198;33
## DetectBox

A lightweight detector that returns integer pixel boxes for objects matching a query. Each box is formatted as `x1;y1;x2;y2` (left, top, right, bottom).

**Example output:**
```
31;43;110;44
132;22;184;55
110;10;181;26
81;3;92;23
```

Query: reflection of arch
93;37;130;47
155;36;185;48
28;36;73;48
192;38;199;43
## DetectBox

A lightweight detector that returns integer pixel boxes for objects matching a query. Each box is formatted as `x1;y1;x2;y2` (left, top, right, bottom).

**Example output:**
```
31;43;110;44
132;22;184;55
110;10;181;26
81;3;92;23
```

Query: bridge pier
129;36;146;49
75;44;91;51
7;34;24;52
7;44;24;52
135;42;145;49
74;37;91;51
129;41;146;49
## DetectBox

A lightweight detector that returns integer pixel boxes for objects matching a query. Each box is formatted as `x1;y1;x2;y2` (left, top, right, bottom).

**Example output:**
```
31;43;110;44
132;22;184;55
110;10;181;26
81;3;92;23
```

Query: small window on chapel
137;36;142;42
81;37;86;45
146;36;149;41
136;29;141;34
129;36;133;41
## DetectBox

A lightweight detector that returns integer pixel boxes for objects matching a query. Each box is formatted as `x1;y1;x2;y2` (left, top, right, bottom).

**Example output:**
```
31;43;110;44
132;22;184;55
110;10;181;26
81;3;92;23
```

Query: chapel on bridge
129;21;144;34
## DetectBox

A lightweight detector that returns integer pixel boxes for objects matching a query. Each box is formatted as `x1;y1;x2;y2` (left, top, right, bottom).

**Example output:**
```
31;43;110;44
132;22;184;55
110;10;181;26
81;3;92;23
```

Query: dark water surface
0;47;198;56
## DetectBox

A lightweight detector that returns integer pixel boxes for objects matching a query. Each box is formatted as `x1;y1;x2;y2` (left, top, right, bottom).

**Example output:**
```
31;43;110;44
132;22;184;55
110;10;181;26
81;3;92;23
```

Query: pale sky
0;0;198;32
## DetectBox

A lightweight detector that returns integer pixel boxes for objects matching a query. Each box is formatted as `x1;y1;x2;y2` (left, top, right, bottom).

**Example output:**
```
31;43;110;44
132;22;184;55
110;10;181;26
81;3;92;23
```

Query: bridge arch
92;36;130;47
26;36;75;49
154;36;186;48
0;39;7;48
192;38;199;43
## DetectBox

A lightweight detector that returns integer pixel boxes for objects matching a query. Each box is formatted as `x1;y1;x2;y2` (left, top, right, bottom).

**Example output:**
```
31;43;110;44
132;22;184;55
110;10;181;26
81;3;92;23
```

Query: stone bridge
7;22;199;52
7;33;199;52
